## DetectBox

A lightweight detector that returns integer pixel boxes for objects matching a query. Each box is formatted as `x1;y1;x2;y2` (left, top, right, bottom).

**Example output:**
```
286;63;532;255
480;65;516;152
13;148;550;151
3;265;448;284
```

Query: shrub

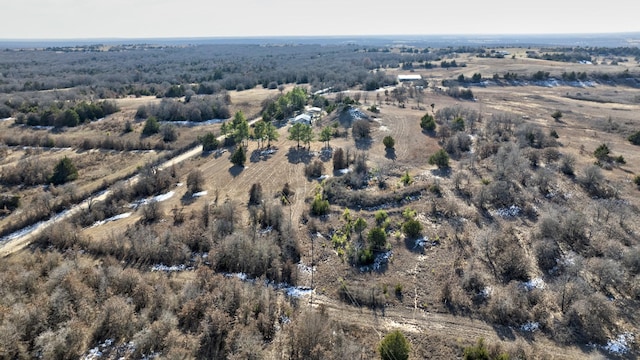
49;156;78;185
311;193;329;216
367;227;387;251
428;149;450;169
305;159;324;178
161;124;178;142
383;135;395;149
579;165;604;195
402;219;423;239
420;113;436;132
634;175;640;187
352;119;371;139
559;154;576;176
378;330;410;360
375;210;388;226
593;143;610;162
333;147;347;171
141;200;162;223
628;130;640;145
186;169;204;194
248;183;263;205
124;120;133;133
142;116;160;136
451;116;465;132
200;132;220;152
400;171;412;186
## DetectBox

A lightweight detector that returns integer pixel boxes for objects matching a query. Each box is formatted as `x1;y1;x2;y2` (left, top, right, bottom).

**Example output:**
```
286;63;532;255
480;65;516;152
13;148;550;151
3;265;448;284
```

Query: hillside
1;43;639;359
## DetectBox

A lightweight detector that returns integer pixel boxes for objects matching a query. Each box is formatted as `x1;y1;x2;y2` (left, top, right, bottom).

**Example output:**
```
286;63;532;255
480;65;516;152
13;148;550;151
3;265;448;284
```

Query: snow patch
90;212;132;228
0;209;71;244
481;286;493;298
414;236;439;250
224;272;314;298
161;119;224;127
360;251;393;272
153;191;175;202
604;332;634;355
338;168;352;174
297;262;316;274
523;277;545;291
192;191;208;198
317;174;330;181
151;264;192;272
259;226;273;235
492;205;521;218
379;125;390;131
285;286;314;298
129;191;175;209
520;321;540;332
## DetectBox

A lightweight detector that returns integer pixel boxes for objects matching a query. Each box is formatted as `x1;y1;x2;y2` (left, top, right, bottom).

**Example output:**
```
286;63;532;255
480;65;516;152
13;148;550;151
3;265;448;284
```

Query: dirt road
0;118;261;258
305;292;606;360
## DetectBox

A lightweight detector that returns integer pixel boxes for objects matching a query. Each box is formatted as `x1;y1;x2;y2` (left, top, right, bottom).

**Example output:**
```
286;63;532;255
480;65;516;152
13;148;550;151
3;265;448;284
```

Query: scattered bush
311;193;330;216
378;330;410;360
161;124;178;142
593;143;610;162
352;119;371;139
248;183;263;205
142;116;160;136
333;147;347;171
305;159;325;178
49;156;78;185
628;130;640;145
186;169;205;194
383;135;395;149
367;227;387;251
559;154;576;176
200;132;220;152
429;149;450;169
420;113;436;132
402;219;423;239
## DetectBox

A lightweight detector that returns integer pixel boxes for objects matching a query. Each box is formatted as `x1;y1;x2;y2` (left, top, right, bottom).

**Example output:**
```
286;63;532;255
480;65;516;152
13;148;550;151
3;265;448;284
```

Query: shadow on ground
286;146;313;164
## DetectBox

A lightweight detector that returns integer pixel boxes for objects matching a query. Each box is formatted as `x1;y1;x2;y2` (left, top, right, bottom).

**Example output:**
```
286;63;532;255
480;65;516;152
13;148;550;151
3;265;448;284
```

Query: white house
292;113;312;125
398;74;422;82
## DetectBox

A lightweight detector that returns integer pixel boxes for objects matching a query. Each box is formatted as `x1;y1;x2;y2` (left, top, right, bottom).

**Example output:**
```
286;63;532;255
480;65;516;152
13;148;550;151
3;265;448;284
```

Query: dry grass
2;51;640;358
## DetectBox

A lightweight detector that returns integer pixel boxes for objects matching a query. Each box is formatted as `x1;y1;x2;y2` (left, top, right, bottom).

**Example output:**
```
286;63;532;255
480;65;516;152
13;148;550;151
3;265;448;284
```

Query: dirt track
0;117;264;257
303;292;607;360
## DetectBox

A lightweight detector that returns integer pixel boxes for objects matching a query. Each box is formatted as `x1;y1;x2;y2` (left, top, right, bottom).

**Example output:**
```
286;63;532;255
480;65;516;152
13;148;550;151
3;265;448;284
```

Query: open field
1;42;640;359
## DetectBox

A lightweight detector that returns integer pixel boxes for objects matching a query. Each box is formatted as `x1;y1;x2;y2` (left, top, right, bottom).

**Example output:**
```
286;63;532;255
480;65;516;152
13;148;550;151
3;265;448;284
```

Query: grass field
1;48;639;359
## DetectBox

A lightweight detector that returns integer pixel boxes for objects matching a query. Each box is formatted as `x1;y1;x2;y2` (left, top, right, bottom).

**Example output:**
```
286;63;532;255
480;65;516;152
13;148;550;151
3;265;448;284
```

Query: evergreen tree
378;330;410;360
142;116;160;135
50;156;78;185
420;113;436;132
429;149;450;169
230;146;246;167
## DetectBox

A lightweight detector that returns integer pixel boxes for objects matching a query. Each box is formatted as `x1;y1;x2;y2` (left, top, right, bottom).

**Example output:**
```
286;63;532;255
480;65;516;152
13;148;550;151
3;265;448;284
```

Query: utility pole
310;233;314;306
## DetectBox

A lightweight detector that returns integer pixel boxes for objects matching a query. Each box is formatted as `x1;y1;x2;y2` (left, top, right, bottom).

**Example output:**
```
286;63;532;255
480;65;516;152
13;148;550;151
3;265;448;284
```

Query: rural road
304;292;604;360
0;117;262;257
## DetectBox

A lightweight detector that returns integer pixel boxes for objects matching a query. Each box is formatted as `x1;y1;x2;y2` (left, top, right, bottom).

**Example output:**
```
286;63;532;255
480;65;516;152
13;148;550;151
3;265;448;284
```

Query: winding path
0;118;262;257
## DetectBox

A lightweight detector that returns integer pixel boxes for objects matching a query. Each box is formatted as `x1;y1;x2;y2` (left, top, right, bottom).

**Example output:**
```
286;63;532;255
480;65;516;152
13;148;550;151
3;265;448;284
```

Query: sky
2;0;639;39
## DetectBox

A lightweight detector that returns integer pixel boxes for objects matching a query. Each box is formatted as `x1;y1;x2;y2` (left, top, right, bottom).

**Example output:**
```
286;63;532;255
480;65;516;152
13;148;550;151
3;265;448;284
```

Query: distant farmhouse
398;74;422;82
291;113;312;125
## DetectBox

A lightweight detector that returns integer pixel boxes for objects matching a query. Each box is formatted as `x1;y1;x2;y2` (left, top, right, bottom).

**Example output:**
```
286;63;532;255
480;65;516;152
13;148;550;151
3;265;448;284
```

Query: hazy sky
2;0;639;39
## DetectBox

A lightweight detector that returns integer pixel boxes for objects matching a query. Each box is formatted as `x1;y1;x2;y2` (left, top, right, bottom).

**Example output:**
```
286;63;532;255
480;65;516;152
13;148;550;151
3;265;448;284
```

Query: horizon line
2;31;640;42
